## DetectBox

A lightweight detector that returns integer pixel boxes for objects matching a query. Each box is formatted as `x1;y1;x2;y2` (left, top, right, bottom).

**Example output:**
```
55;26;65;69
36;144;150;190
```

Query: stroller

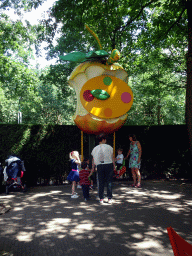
114;159;126;179
3;155;27;194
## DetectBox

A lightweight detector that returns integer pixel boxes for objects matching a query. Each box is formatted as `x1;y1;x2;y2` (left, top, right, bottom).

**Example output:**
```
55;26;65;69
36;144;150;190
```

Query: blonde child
67;151;81;198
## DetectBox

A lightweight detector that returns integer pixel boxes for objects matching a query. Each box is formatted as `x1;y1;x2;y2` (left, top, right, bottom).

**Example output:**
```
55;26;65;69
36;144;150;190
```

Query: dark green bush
0;124;82;186
0;124;191;189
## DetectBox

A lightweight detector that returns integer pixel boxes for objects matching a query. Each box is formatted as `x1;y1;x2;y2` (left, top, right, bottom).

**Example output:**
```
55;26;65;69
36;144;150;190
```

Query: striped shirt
79;169;91;186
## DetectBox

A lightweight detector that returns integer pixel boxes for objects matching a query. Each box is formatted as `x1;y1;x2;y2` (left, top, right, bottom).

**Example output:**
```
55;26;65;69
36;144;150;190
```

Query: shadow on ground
0;180;192;256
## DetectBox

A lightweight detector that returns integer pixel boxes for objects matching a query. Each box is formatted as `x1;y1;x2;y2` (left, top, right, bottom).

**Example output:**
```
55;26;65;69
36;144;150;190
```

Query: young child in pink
79;160;91;201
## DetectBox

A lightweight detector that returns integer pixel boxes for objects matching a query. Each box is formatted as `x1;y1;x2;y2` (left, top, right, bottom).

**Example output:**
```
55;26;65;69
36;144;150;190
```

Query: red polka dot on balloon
104;108;112;117
121;92;131;103
83;90;94;102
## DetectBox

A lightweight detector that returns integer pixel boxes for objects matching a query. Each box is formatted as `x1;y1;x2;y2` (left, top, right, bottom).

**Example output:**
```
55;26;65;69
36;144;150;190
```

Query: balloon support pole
113;132;115;157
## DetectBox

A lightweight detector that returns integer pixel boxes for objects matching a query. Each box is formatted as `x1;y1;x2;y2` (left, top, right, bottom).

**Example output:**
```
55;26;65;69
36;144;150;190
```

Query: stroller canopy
4;155;23;180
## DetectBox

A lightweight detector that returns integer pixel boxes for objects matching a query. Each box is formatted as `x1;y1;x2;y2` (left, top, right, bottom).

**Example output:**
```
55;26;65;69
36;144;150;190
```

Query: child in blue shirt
67;151;81;198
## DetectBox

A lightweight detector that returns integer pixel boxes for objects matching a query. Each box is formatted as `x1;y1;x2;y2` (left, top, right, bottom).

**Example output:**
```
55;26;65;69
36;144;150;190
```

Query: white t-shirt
91;144;113;166
116;154;124;164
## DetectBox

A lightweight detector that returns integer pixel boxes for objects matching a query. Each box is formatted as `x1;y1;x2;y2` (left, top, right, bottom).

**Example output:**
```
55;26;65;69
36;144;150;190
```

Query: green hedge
0;124;83;186
115;125;191;180
0;124;191;188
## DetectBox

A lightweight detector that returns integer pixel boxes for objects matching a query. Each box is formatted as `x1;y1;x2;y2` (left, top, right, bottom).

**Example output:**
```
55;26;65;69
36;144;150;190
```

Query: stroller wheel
6;186;9;195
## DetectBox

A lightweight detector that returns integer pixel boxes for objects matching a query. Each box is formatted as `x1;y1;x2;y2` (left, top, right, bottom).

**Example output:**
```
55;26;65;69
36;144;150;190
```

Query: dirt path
0;180;191;256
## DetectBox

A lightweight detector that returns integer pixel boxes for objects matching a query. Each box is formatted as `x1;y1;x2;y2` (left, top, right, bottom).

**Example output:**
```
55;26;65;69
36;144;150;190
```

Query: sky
5;0;57;68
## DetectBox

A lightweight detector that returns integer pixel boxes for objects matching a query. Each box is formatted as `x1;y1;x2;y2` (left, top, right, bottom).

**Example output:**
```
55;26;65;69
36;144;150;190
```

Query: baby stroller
3;155;27;194
114;159;126;179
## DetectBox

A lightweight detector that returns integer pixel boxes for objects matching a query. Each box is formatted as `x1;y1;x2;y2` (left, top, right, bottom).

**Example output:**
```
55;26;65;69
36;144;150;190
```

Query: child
85;157;94;189
67;151;81;198
77;155;83;189
79;159;91;201
115;148;124;178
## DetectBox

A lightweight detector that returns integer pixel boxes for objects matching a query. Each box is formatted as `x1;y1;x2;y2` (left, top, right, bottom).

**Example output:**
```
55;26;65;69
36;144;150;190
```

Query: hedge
0;124;191;189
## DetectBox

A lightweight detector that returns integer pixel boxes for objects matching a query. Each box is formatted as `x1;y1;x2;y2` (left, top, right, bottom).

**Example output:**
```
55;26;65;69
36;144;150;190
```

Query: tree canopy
0;0;189;127
43;0;188;125
0;4;75;125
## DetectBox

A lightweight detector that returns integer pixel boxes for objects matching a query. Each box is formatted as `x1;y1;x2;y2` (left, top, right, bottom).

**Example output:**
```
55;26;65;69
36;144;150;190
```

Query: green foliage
47;0;188;53
125;48;186;125
0;0;188;126
0;12;43;124
0;14;37;62
0;0;45;13
41;0;187;126
38;64;76;125
0;11;76;125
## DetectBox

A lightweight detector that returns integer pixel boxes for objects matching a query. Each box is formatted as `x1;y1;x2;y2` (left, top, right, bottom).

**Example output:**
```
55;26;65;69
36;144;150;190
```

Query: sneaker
85;198;88;201
77;185;82;189
108;199;113;204
71;194;79;198
99;199;104;204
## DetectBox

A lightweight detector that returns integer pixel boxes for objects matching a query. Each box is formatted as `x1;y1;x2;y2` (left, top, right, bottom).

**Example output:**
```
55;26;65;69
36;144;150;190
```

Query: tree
0;10;46;124
43;0;187;125
1;0;190;133
0;0;78;125
0;0;44;13
186;0;192;161
126;47;186;125
37;64;76;125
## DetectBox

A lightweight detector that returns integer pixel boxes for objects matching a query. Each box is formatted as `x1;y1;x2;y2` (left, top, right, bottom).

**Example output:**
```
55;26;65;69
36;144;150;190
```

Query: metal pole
81;131;83;161
113;132;115;157
18;97;22;124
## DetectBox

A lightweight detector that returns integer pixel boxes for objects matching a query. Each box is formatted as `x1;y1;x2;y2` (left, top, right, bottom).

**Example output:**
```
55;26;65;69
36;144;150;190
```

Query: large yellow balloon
68;61;133;134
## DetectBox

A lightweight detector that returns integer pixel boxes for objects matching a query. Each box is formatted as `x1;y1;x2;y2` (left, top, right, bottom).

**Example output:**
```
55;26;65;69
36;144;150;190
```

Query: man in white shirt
91;133;115;204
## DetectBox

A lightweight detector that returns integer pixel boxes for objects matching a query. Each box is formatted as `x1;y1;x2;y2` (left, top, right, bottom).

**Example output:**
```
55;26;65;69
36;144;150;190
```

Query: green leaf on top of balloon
86;50;108;59
59;52;87;62
59;50;108;63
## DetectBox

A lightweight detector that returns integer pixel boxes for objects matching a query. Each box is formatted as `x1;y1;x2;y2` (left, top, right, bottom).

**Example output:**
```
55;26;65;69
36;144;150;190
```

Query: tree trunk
157;68;161;125
157;99;161;125
186;0;192;178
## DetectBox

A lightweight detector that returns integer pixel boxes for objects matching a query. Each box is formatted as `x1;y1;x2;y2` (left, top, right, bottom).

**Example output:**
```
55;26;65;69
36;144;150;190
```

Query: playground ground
0;180;192;256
